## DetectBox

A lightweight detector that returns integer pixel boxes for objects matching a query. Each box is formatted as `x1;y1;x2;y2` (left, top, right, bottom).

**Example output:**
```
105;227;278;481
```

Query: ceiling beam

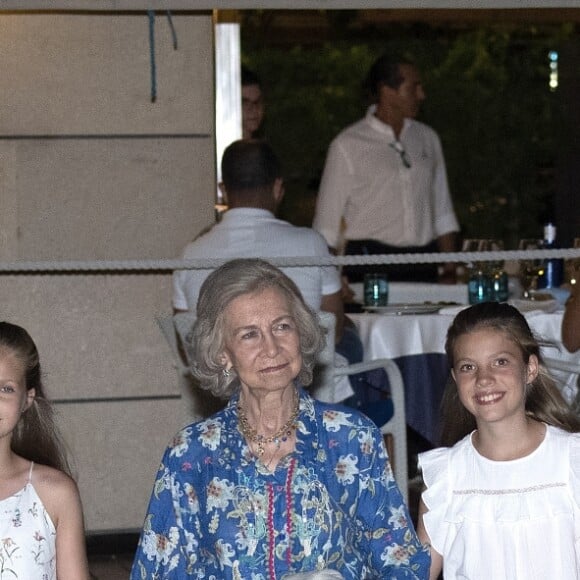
2;0;580;11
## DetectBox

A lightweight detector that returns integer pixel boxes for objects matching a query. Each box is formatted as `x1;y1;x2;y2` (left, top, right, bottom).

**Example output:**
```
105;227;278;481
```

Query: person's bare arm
437;232;458;284
320;290;345;344
417;497;443;580
36;467;91;580
562;285;580;352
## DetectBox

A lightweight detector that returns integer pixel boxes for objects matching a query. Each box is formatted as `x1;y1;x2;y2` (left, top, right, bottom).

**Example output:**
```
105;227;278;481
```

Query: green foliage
424;24;570;247
242;16;573;245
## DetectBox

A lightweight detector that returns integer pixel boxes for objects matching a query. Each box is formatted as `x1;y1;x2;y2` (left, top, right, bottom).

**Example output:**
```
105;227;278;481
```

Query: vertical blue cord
166;11;178;50
147;10;157;103
147;10;179;102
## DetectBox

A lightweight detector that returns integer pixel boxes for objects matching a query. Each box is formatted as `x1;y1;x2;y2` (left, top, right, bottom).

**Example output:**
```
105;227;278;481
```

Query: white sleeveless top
419;425;580;579
0;462;57;579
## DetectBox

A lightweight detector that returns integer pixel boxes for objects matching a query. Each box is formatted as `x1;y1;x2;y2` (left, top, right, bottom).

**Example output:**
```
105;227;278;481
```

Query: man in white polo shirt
173;139;343;335
313;53;459;283
173;140;393;425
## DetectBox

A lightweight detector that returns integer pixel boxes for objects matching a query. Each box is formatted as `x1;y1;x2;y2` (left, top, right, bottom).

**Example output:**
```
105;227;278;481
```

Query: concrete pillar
0;12;215;531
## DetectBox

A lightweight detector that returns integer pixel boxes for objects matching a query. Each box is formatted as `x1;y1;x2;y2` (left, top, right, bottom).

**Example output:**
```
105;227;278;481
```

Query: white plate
363;303;443;315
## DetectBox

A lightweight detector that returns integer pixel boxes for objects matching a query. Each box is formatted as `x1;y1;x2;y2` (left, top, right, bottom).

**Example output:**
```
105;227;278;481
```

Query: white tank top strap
28;460;34;482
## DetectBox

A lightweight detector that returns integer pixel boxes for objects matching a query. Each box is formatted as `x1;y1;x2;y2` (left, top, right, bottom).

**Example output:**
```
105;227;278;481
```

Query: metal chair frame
314;312;408;502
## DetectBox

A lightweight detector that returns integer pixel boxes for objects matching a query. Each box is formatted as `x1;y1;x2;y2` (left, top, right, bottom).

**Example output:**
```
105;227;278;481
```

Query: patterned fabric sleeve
354;420;431;578
130;446;196;579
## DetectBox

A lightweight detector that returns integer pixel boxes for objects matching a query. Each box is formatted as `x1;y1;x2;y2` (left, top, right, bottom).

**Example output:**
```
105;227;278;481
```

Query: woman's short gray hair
188;258;325;399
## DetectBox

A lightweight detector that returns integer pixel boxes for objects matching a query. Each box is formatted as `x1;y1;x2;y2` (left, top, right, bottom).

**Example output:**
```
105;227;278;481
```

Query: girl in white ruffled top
417;302;580;580
0;321;90;579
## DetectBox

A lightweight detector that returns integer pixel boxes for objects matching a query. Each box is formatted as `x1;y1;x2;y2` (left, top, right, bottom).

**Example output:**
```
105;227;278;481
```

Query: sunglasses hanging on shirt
389;141;412;169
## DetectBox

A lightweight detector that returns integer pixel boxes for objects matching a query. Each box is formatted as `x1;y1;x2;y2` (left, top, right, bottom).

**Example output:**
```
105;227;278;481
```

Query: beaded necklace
237;389;300;458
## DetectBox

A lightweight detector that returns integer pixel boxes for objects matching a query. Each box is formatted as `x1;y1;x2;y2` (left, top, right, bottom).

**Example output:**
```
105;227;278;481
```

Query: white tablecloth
350;309;579;444
352;309;567;358
350;282;469;306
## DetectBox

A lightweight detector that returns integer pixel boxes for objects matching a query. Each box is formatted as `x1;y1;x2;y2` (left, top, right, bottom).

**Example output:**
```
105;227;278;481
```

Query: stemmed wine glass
462;239;488;256
565;238;580;286
486;239;508;302
518;238;544;299
461;239;485;278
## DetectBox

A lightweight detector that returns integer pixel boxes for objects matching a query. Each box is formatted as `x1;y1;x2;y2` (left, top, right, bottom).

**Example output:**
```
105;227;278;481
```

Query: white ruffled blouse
419;425;580;579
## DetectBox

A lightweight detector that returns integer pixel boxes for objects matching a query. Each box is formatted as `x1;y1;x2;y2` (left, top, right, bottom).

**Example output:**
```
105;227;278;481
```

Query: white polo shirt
173;208;341;312
313;106;459;249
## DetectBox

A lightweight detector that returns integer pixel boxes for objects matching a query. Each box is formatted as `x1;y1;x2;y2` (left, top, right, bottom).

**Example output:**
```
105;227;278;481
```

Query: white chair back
543;354;580;413
313;312;409;503
155;315;190;379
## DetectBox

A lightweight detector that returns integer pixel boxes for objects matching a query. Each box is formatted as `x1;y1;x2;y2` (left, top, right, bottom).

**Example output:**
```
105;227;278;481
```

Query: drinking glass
565;238;580;286
488;240;508;302
462;239;484;253
518;238;544;299
363;273;389;307
463;239;492;304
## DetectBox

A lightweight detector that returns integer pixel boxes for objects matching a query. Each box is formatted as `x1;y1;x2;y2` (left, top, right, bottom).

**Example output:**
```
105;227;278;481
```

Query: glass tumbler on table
463;239;493;304
364;273;389;307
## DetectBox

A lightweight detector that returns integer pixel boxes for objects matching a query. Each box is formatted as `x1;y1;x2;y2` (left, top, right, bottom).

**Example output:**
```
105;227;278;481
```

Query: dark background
238;10;580;248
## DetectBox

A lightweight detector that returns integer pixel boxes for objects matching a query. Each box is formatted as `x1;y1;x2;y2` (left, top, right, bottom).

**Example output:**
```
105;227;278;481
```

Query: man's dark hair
241;65;261;88
364;54;414;100
221;140;281;194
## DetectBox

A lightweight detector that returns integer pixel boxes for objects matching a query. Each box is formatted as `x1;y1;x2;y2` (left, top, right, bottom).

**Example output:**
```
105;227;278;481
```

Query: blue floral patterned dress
131;389;429;579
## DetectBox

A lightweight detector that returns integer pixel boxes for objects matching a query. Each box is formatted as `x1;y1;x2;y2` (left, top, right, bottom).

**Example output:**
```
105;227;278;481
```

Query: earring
223;368;232;377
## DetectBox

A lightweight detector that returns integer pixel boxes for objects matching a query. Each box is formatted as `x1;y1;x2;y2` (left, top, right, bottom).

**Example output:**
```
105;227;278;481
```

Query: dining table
350;303;579;446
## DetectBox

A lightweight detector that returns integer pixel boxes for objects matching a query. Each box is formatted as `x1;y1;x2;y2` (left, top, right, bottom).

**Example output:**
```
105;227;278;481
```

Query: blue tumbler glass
468;264;493;304
364;273;389;307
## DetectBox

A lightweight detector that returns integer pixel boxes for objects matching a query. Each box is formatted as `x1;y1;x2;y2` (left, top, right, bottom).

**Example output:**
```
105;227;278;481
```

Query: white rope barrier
0;248;578;273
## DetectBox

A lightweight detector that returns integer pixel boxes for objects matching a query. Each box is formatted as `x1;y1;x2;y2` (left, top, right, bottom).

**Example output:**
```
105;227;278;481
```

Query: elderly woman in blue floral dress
130;258;429;579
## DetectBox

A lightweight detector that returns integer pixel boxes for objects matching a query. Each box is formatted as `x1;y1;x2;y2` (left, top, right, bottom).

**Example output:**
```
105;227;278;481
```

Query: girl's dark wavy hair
440;302;580;446
0;321;71;475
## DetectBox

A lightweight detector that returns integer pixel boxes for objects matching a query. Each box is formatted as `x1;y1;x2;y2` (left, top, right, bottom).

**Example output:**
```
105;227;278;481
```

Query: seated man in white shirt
173;140;392;426
173;139;344;337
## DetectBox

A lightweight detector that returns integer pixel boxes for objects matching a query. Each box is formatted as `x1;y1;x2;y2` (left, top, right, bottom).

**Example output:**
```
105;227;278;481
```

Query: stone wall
0;12;215;531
